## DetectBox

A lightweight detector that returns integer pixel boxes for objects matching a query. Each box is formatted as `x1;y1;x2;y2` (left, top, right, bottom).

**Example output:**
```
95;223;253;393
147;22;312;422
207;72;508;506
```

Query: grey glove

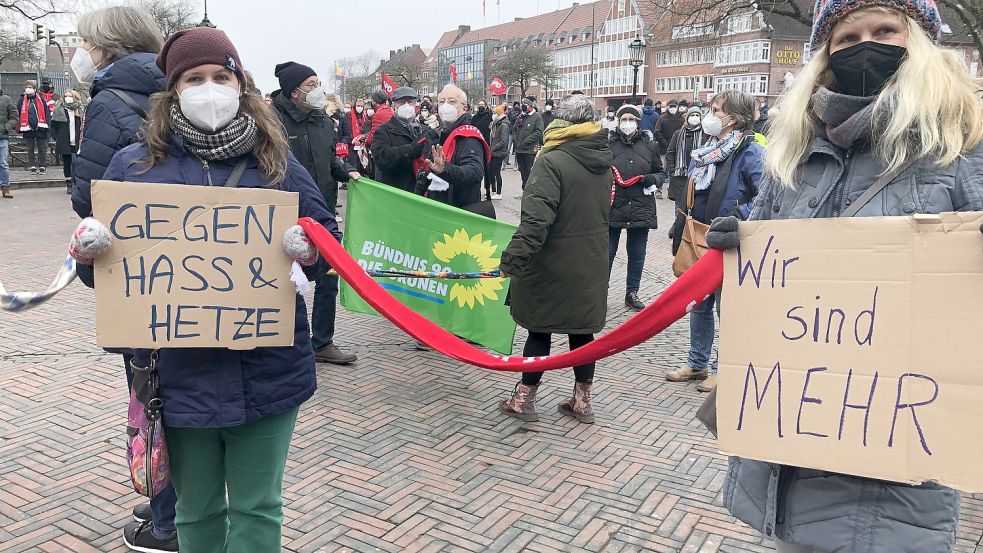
706;216;740;250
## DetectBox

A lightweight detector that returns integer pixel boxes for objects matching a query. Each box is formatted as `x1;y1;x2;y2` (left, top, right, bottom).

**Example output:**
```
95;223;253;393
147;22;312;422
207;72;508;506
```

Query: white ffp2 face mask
70;46;100;84
179;81;241;133
701;112;723;137
301;84;327;110
438;103;459;123
619;121;638;136
396;103;417;120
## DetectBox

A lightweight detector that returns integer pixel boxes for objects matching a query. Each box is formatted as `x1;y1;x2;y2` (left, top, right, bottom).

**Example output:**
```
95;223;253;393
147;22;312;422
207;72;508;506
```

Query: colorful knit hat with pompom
809;0;942;52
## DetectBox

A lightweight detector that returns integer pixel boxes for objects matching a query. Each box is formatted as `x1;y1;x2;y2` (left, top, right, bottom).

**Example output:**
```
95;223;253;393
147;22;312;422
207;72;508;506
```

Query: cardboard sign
92;180;300;350
718;212;983;492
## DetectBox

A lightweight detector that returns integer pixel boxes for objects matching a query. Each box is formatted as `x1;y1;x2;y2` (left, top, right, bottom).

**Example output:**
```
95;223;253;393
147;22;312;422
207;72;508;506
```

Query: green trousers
165;408;298;553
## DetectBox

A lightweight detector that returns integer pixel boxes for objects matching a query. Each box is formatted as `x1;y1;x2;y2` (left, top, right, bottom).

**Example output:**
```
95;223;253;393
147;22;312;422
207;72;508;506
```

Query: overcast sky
66;0;586;94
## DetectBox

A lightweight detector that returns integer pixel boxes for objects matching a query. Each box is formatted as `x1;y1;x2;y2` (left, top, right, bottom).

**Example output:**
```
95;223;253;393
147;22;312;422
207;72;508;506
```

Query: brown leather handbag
672;176;709;277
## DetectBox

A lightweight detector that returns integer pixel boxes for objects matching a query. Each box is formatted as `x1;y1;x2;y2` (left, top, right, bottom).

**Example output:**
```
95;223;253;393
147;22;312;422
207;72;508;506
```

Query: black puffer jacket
272;90;354;214
609;131;664;229
371;116;430;193
416;114;486;209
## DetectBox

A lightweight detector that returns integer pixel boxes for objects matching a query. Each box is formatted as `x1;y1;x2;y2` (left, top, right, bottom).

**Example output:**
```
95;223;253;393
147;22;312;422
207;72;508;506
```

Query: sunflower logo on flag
432;229;505;308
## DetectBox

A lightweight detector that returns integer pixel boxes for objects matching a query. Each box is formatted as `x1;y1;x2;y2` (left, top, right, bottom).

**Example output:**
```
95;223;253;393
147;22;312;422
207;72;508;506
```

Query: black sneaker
122;520;178;552
29;166;38;174
38;167;46;175
132;502;152;522
314;344;357;365
625;292;645;311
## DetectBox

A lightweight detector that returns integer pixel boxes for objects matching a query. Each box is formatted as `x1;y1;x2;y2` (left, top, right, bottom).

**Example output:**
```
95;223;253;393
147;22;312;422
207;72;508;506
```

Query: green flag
340;179;517;354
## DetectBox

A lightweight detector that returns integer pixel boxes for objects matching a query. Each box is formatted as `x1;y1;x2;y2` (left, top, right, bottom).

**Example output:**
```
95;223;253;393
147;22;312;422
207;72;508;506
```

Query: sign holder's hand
348;171;361;181
69;218;112;264
706;216;740;251
282;225;318;267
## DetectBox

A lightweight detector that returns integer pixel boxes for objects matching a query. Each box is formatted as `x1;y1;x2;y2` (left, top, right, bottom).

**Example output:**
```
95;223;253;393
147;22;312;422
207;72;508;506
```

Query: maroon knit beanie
157;27;244;90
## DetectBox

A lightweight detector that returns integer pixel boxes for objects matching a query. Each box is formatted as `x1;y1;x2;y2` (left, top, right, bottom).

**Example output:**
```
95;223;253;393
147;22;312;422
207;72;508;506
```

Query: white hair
555;94;598;124
78;6;163;60
439;84;467;106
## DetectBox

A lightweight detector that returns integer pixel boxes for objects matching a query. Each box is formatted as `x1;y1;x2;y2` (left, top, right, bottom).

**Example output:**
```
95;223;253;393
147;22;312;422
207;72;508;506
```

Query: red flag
381;73;397;97
449;63;458;83
488;77;506;95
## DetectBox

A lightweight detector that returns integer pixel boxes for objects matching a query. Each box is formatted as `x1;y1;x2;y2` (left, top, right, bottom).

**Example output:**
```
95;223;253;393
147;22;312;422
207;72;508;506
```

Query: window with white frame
618;0;626;12
655;74;715;93
726;13;754;34
657;46;715;67
713;73;769;95
716;40;771;66
671;23;715;40
801;42;813;65
605;16;640;36
553;45;592;68
598;39;630;62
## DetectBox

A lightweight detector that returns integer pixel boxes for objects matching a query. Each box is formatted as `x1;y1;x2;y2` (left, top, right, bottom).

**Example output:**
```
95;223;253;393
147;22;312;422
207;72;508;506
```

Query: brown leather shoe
1;188;12;199
696;373;718;392
558;381;595;424
665;365;708;382
499;383;539;422
314;344;357;365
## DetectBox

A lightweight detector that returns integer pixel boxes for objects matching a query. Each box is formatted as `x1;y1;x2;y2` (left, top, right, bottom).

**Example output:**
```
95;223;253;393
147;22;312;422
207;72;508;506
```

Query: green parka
500;129;613;334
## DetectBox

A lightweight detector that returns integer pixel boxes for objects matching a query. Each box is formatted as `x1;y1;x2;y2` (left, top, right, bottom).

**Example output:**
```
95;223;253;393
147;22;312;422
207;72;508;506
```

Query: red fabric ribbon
611;165;646;203
299;218;724;371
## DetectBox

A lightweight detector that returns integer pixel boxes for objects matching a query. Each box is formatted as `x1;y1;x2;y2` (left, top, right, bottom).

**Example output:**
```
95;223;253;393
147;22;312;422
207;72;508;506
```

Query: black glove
979;223;983;236
706;216;740;250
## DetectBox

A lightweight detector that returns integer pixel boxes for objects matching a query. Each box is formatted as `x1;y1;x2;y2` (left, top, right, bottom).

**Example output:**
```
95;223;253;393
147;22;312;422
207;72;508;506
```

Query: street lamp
628;35;645;105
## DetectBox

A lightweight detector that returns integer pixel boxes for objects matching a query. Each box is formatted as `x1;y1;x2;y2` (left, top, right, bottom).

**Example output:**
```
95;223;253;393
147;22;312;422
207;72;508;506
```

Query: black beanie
275;61;316;94
643;98;653;107
616;104;641;119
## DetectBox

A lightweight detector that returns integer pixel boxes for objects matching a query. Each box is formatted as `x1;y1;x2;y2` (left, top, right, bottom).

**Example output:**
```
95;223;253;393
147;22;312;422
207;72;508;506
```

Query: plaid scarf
169;105;258;161
690;130;744;191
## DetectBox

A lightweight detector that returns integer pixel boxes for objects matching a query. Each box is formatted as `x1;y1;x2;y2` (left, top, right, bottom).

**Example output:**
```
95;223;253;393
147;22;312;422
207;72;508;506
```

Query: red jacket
365;104;393;147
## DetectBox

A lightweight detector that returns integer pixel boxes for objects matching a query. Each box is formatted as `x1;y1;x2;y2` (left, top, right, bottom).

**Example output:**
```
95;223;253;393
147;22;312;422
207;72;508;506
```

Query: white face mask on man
300;83;327;110
179;81;241;133
619;121;638;135
438;102;459;123
396;103;417;120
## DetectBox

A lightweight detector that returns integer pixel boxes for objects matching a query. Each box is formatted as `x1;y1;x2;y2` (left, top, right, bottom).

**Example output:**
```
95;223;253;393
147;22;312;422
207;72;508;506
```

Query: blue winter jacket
89;135;342;428
690;136;764;223
72;52;165;220
640;106;660;135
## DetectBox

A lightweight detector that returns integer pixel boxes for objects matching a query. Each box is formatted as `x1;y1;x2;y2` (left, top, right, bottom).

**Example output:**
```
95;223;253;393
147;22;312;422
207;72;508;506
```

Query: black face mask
829;41;907;97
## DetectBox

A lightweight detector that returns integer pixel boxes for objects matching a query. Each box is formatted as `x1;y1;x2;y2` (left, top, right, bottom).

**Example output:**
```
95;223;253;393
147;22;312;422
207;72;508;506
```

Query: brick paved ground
1;169;981;552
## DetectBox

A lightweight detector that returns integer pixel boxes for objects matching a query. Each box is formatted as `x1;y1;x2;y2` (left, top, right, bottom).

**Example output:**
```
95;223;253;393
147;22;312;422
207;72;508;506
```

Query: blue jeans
123;353;177;538
688;290;720;374
311;273;338;350
0;138;9;187
608;227;649;294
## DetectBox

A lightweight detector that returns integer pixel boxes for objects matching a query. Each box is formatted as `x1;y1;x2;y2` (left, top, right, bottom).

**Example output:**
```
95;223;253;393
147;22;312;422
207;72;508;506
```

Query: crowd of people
6;0;979;550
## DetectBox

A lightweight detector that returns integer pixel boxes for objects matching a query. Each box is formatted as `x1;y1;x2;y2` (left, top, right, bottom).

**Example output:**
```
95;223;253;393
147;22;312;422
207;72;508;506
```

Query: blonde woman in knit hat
487;103;510;199
708;0;983;550
68;27;340;553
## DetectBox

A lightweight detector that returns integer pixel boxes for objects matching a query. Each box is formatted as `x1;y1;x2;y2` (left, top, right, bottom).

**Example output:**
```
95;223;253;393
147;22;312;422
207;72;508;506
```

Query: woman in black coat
49;89;83;190
608;104;664;311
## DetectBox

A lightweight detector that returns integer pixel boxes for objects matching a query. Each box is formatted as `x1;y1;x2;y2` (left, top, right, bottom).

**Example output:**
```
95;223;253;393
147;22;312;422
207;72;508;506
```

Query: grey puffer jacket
726;133;983;553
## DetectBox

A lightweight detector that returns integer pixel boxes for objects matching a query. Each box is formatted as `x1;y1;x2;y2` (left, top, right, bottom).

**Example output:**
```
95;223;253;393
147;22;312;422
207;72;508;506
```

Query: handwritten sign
92;180;300;349
718;212;983;492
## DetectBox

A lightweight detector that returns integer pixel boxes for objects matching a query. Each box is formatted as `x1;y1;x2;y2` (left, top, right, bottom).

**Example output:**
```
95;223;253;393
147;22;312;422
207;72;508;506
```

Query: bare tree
939;0;983;62
136;0;199;38
336;50;380;102
384;58;425;88
0;0;75;20
492;45;556;97
0;27;42;67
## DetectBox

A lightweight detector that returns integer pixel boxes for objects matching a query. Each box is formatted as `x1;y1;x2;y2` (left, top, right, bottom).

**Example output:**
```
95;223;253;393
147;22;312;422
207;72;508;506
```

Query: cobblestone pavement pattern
1;169;981;552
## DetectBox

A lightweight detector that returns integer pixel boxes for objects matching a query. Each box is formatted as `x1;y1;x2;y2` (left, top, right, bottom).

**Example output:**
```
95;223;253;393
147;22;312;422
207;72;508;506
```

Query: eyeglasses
300;80;322;92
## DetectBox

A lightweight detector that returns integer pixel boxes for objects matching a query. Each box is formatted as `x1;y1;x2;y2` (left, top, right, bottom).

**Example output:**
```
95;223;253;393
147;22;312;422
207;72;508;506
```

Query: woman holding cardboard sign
709;0;983;551
68;28;339;553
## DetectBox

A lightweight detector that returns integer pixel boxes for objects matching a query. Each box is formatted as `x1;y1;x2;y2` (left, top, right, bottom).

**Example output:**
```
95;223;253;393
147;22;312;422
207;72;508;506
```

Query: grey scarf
811;86;878;149
169;104;258;161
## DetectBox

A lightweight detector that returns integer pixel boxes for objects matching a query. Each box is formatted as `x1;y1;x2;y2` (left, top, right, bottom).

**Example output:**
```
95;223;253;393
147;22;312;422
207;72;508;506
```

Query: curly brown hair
140;81;289;185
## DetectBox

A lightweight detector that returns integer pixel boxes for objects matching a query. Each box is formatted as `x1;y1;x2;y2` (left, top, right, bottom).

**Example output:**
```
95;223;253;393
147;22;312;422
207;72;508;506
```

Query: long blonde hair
141;82;289;184
766;7;983;187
